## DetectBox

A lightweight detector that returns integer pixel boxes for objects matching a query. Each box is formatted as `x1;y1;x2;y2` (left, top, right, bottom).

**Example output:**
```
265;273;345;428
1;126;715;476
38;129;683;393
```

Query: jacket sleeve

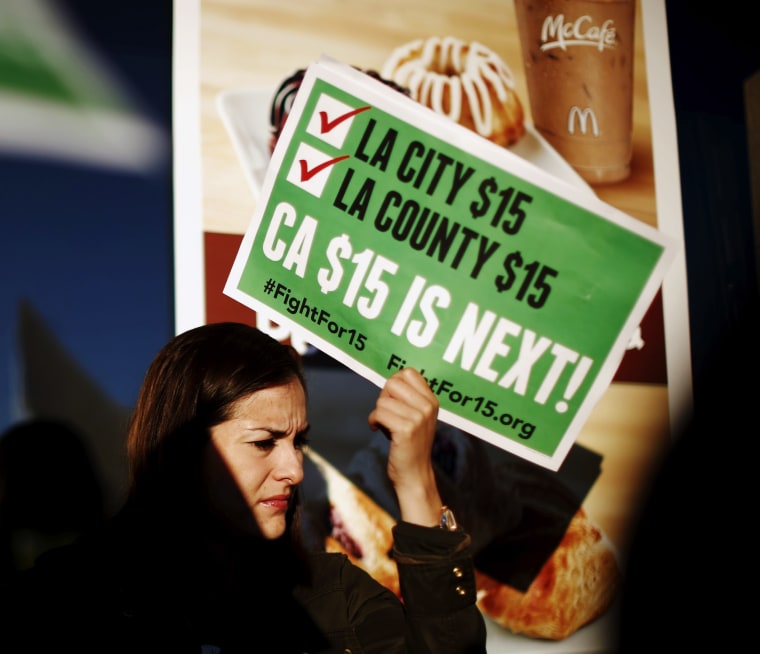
392;521;487;654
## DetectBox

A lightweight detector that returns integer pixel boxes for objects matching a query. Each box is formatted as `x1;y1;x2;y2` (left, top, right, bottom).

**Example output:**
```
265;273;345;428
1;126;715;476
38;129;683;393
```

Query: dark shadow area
615;295;759;652
615;6;760;646
0;418;106;581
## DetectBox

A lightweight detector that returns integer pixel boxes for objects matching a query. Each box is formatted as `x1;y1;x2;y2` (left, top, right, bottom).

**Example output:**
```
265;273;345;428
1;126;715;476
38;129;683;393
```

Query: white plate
217;87;595;203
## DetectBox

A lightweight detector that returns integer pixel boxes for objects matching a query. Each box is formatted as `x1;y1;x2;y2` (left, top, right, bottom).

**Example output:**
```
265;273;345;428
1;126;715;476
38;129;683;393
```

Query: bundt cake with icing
381;36;525;147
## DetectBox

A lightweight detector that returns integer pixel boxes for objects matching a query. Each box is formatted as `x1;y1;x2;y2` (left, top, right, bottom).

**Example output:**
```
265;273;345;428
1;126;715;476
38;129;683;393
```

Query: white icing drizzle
381;36;518;138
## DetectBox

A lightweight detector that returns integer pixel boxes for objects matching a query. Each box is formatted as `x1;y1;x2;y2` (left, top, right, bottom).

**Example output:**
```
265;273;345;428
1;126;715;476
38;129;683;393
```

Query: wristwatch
439;505;458;531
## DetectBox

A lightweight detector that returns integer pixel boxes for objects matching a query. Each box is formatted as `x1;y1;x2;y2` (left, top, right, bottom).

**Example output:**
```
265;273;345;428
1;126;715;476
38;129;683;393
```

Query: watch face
440;506;458;531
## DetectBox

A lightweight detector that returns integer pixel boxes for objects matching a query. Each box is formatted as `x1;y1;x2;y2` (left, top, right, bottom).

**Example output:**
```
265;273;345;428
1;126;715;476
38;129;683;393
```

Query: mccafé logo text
539;14;617;52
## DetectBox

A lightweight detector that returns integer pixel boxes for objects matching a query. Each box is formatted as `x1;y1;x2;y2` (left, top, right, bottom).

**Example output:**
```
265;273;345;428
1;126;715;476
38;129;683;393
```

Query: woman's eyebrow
267;423;311;440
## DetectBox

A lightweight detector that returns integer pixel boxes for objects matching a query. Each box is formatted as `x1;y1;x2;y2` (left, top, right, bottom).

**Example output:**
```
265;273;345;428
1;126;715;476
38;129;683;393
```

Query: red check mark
319;105;371;134
299;154;350;182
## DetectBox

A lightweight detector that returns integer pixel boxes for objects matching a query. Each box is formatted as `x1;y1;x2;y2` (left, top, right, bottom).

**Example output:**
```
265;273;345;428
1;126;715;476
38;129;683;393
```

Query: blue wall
0;0;174;433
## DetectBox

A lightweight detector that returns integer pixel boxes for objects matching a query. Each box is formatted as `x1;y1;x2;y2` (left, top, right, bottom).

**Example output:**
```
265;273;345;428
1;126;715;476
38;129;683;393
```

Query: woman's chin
254;515;288;540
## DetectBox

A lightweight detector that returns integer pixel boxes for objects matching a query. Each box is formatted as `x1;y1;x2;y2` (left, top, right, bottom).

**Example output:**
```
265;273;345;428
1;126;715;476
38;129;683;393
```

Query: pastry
306;448;400;597
381;36;525;147
475;508;621;640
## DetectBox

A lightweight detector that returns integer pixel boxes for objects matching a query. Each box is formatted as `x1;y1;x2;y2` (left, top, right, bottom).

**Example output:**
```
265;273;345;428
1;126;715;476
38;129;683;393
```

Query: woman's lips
260;494;290;511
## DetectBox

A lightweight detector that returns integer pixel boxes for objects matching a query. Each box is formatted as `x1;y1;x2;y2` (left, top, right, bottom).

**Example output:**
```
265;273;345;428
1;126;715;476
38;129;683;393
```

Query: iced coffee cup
513;0;635;184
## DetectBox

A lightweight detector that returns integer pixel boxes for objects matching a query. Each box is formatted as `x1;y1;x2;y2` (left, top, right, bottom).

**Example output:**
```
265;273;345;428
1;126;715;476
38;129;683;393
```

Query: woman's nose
275;445;304;484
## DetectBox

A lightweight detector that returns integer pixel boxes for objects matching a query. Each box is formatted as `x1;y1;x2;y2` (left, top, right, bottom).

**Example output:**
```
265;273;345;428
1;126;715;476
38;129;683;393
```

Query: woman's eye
295;435;310;450
252;439;276;452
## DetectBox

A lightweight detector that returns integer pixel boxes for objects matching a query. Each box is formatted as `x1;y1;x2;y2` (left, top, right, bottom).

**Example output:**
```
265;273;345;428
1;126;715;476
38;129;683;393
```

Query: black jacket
1;513;486;654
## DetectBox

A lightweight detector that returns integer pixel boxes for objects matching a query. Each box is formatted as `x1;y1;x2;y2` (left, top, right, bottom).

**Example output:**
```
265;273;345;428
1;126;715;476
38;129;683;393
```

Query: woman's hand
367;367;443;527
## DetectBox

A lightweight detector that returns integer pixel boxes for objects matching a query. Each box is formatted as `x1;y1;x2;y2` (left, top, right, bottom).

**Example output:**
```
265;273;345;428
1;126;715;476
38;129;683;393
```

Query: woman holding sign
2;322;486;654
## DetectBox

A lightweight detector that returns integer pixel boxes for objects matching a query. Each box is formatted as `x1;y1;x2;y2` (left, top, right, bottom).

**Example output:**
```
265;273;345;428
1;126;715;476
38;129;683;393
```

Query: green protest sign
226;58;676;470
